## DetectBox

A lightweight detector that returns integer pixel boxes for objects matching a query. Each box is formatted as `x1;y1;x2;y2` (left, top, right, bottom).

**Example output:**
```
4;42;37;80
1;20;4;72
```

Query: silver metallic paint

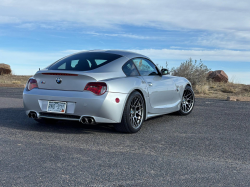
23;50;191;123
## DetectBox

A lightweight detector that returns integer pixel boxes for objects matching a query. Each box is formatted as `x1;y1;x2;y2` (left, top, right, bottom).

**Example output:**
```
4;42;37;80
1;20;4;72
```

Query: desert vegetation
0;74;31;87
171;58;210;86
170;58;250;99
0;60;249;100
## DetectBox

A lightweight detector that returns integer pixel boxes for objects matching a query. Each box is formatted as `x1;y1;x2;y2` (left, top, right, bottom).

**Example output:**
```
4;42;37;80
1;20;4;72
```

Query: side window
122;60;140;77
58;63;66;69
95;59;107;65
71;60;79;68
133;58;159;76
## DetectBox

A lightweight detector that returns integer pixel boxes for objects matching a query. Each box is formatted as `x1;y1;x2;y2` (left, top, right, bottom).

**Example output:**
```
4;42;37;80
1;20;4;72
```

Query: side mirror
161;68;170;75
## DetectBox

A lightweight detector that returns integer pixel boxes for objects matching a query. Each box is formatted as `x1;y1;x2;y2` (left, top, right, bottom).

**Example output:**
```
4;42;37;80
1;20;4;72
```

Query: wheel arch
134;89;147;113
119;88;148;123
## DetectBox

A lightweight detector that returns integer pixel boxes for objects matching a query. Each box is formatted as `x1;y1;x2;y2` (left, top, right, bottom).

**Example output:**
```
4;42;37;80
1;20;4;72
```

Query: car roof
75;50;149;60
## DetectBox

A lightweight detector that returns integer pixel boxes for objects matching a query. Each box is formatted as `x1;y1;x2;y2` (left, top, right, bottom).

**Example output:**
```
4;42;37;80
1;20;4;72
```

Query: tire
115;91;145;133
34;118;58;124
178;85;195;115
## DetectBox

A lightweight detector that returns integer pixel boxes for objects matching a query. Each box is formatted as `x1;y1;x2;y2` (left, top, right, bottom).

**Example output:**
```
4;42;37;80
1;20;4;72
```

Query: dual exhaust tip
28;112;37;119
28;112;95;125
80;117;95;125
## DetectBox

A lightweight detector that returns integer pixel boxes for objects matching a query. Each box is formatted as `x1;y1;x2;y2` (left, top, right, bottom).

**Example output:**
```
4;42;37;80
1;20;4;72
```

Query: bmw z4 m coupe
23;50;195;133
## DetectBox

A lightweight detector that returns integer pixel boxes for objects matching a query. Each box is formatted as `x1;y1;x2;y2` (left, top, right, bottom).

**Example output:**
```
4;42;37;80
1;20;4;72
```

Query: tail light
84;82;107;95
27;78;38;91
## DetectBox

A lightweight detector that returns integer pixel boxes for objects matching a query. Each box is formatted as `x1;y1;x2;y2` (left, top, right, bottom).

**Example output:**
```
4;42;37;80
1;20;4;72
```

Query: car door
132;58;179;114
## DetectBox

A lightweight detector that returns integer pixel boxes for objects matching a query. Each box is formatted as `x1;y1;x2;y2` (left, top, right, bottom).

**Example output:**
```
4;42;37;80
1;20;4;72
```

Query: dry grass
195;85;209;94
195;81;250;99
0;75;249;100
12;80;21;84
0;74;31;87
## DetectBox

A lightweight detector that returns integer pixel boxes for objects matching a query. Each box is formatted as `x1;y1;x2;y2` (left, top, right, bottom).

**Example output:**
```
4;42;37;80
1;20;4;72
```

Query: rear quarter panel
102;76;150;121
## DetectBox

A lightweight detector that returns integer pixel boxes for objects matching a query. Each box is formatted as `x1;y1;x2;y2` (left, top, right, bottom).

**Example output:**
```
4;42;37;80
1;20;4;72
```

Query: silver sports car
23;50;195;133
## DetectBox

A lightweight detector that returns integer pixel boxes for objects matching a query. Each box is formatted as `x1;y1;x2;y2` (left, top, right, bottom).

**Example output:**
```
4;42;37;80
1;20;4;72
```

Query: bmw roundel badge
56;78;62;84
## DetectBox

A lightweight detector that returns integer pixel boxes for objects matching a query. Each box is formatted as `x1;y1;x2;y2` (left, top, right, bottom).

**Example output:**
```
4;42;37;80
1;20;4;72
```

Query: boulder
0;63;11;75
207;70;228;83
227;96;250;102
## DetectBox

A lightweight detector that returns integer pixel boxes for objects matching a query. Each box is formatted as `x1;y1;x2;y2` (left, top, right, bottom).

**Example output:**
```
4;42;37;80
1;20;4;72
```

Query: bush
171;58;210;86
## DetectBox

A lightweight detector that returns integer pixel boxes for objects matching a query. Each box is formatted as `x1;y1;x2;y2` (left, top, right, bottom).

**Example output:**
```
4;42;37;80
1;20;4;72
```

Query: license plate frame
47;101;67;113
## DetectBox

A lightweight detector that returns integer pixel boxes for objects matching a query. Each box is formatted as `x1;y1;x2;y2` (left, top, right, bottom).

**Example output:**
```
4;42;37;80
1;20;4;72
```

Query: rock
207;70;228;83
0;63;12;75
227;96;250;102
227;96;237;101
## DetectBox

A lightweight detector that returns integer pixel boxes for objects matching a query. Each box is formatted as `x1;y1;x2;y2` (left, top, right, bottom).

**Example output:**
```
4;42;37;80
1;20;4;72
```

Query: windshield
48;52;122;71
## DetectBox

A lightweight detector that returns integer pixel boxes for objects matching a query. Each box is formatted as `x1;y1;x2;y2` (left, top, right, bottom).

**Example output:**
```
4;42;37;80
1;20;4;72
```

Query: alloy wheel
129;96;144;129
181;89;194;113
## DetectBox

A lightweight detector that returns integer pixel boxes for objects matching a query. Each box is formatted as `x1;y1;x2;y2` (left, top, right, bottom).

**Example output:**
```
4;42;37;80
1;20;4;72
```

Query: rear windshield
48;52;122;71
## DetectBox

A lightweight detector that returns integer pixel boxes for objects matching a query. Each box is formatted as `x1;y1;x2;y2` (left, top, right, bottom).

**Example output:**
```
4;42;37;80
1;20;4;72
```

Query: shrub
171;58;210;86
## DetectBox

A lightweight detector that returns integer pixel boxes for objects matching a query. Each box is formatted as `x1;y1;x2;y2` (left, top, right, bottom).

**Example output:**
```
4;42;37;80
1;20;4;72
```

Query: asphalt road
0;87;250;187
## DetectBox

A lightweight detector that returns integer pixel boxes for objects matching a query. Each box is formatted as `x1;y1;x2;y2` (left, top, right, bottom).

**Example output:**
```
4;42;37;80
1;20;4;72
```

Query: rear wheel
115;91;145;133
178;85;195;115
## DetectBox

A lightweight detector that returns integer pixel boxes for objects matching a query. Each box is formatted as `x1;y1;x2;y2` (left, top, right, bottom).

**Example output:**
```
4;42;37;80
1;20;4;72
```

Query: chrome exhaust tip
80;117;96;125
80;117;87;124
28;112;37;119
89;118;95;124
88;118;92;124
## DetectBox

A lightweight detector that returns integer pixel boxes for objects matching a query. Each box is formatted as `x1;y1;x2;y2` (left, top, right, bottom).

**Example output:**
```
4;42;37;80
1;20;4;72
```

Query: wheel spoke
182;104;185;111
134;117;138;127
185;92;192;98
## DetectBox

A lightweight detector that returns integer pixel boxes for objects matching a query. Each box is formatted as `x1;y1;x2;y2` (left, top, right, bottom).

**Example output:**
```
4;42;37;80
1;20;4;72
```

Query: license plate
47;101;67;113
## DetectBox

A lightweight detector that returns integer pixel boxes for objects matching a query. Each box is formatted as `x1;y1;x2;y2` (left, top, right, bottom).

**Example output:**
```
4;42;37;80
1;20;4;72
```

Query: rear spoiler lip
41;73;78;76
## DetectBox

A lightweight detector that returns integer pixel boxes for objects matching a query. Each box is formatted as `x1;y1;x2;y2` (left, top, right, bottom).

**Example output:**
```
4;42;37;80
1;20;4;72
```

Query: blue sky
0;0;250;84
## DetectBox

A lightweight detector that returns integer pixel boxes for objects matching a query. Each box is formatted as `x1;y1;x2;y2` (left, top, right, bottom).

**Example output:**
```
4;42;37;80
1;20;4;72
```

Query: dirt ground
0;75;250;100
0;75;31;88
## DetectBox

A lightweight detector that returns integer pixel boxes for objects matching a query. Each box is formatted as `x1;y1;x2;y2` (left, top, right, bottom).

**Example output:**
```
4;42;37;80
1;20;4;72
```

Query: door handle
148;82;153;86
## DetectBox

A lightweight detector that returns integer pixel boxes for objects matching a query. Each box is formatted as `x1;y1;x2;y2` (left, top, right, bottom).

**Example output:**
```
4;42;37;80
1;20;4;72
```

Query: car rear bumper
23;88;128;123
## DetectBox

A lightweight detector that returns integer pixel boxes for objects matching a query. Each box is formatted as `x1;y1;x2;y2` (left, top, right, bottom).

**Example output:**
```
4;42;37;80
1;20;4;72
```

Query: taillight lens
27;78;38;91
84;82;107;95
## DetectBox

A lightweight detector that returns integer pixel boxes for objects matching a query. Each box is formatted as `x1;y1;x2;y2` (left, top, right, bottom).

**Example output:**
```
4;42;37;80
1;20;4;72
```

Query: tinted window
133;58;159;76
48;52;122;71
122;60;139;76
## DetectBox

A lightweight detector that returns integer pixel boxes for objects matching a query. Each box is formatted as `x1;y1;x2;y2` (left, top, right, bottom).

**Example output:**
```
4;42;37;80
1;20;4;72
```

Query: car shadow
0;108;119;134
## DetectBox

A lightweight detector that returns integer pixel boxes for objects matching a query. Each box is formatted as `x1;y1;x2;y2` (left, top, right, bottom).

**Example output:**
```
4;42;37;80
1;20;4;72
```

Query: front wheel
115;91;145;133
178;85;195;115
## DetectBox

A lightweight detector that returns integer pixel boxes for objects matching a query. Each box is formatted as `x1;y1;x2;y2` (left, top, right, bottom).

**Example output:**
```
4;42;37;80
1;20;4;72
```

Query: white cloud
16;23;36;29
86;32;159;40
1;0;250;50
61;48;250;62
197;31;250;50
0;0;249;31
132;48;250;62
